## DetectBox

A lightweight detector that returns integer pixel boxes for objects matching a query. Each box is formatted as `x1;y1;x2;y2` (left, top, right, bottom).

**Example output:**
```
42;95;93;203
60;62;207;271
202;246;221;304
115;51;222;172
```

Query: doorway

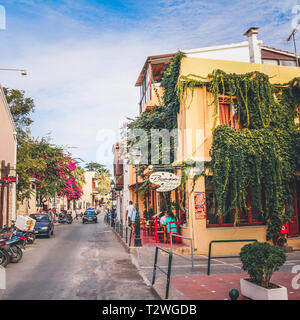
288;180;300;237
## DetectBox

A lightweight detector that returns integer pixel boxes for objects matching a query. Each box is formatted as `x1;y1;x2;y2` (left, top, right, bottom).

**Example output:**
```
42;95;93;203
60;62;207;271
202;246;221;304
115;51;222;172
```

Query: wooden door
288;180;300;237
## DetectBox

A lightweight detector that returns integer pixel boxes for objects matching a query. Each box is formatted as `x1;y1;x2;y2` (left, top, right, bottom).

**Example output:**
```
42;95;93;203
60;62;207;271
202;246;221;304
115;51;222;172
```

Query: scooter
0;243;10;267
0;223;36;245
15;229;36;245
58;213;73;224
0;232;26;265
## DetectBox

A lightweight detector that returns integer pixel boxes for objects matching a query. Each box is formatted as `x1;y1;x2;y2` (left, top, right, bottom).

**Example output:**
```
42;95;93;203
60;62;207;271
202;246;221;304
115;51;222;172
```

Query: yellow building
130;34;300;255
176;57;300;255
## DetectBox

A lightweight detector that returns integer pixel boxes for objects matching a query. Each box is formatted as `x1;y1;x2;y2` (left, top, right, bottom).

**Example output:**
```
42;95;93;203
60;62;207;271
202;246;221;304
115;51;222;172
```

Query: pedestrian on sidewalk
125;201;136;231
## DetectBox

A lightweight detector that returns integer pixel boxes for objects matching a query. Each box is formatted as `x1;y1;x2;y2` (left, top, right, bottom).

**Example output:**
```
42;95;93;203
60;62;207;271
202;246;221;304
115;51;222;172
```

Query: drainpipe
244;27;262;64
12;131;17;220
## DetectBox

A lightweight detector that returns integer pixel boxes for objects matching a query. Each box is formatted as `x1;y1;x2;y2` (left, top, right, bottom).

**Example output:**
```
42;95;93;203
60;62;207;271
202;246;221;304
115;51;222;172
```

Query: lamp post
0;68;27;76
130;147;142;247
110;179;116;226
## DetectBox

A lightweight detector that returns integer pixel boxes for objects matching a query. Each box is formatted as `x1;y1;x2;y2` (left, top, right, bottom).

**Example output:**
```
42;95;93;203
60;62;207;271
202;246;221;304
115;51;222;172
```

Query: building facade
0;85;17;227
128;27;300;255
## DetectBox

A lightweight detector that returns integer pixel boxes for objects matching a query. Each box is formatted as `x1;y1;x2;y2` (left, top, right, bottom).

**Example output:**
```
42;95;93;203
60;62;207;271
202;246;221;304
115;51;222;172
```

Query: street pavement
0;215;156;300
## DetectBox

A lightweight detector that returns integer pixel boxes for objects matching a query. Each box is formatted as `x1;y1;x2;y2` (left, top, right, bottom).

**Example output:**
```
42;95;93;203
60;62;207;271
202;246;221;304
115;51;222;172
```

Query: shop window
205;182;264;227
206;190;220;225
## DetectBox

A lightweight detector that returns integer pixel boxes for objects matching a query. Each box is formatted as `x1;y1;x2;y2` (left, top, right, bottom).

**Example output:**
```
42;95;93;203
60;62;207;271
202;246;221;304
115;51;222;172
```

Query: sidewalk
107;219;300;300
129;243;300;300
169;272;300;300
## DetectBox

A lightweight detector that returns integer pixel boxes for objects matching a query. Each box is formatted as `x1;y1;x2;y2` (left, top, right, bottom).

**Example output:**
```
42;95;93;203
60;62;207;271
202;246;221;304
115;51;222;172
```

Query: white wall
81;171;95;210
185;42;251;63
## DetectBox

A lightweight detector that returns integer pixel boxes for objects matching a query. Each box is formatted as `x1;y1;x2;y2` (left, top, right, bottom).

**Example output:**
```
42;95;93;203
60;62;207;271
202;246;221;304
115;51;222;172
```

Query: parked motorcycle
0;243;10;267
15;229;36;245
0;221;36;245
0;232;26;265
25;230;36;244
58;212;73;224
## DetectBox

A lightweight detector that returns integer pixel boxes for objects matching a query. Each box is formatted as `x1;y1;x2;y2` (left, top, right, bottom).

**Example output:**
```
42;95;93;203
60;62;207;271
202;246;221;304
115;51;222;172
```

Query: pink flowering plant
28;139;84;206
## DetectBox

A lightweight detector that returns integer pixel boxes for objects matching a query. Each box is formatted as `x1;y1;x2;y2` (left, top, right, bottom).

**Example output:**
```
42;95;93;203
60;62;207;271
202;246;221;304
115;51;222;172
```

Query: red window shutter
219;104;230;125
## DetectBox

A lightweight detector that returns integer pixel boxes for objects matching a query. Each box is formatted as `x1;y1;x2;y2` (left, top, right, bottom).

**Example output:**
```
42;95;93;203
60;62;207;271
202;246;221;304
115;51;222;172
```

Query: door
288;180;300;237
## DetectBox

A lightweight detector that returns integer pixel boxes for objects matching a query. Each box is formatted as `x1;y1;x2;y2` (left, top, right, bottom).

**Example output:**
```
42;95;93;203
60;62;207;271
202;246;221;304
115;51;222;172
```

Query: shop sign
149;172;181;192
1;174;17;183
280;222;289;234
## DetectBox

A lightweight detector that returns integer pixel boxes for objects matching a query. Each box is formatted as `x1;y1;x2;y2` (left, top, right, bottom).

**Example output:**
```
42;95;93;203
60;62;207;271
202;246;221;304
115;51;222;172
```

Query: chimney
244;27;262;64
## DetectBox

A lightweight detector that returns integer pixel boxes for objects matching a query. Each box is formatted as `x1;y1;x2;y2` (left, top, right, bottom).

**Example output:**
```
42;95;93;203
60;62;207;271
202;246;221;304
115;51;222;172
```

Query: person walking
125;201;136;230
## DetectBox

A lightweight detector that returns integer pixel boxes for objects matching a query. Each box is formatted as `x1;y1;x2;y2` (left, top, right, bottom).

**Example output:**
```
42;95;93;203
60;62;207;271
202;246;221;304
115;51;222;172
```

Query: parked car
30;213;54;238
82;211;98;224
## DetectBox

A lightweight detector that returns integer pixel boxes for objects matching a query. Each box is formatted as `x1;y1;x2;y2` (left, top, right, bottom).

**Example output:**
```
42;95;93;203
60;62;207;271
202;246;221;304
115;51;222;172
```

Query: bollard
229;289;239;300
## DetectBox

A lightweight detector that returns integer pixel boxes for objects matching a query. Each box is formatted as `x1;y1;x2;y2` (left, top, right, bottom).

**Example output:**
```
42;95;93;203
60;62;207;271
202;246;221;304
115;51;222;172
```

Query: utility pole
287;23;300;67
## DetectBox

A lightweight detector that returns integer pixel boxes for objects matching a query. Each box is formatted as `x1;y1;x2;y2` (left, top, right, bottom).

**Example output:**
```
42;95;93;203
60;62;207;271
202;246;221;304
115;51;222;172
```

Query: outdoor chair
166;221;181;244
152;220;164;243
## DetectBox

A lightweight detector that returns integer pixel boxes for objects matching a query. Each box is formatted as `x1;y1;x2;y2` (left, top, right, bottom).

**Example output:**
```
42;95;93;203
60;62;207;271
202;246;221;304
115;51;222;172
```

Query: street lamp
110;179;116;226
110;179;116;198
0;68;27;76
130;147;142;247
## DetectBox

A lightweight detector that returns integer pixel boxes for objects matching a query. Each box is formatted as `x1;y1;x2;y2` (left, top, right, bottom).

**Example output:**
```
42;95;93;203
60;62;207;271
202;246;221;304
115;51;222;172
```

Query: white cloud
0;0;299;169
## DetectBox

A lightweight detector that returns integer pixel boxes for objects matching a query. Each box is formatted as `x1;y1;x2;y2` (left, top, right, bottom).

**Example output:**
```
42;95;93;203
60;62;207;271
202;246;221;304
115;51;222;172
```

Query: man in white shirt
126;201;135;228
160;211;168;225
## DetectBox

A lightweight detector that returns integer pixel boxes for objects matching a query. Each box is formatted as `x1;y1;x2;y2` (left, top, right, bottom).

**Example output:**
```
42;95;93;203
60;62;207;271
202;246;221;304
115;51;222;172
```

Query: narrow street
0;214;156;300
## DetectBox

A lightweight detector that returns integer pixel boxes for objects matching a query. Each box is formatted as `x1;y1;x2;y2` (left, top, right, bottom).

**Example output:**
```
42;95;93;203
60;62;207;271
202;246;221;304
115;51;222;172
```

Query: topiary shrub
240;242;286;288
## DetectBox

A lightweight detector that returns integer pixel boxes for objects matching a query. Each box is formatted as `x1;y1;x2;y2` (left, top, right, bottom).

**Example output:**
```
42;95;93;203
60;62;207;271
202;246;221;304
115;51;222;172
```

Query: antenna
286;22;300;67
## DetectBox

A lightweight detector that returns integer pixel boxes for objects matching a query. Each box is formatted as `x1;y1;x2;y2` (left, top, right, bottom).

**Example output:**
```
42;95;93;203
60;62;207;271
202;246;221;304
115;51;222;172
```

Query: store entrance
289;180;300;237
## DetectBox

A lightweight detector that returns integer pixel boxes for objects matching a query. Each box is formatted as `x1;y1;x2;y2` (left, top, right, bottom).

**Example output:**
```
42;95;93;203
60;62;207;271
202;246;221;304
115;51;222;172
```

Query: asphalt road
0;215;156;300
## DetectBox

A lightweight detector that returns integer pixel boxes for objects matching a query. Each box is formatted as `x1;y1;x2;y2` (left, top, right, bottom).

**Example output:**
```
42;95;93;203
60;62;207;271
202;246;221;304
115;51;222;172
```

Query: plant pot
240;278;288;300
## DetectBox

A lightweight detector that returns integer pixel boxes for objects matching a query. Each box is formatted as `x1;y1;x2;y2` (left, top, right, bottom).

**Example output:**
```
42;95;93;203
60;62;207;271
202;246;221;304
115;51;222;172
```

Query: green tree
85;162;110;174
3;87;35;141
17;136;84;206
16;137;45;201
85;162;111;196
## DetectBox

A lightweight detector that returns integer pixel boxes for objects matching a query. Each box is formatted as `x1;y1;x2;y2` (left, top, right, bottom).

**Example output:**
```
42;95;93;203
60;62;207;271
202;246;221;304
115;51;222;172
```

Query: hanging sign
149;172;181;192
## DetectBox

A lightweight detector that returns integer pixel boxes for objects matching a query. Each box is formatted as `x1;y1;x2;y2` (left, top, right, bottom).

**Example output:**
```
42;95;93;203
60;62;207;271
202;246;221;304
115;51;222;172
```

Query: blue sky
0;0;299;170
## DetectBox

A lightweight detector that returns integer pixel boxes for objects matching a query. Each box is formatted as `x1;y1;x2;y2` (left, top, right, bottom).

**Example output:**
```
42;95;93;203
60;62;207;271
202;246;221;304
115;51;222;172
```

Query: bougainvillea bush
19;137;84;206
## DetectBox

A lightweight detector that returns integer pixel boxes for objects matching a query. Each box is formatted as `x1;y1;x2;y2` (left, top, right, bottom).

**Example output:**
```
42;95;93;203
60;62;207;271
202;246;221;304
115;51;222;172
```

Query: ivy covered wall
178;69;300;245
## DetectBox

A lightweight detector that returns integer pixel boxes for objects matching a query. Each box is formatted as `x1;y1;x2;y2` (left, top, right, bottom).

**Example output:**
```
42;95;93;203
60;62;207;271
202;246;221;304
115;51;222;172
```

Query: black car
82;211;97;224
30;213;54;238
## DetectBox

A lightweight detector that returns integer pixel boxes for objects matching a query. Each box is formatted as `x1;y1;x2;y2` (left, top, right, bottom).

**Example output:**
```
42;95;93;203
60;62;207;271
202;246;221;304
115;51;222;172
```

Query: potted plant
239;241;287;300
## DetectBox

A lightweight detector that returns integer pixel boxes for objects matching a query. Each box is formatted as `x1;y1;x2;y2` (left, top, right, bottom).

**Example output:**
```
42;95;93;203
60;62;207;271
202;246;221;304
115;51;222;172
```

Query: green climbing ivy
178;69;300;245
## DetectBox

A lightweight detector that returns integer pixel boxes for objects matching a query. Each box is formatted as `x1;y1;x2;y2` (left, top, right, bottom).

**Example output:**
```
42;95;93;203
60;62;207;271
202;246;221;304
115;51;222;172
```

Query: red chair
140;218;147;236
166;221;181;244
149;218;156;236
152;220;164;243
